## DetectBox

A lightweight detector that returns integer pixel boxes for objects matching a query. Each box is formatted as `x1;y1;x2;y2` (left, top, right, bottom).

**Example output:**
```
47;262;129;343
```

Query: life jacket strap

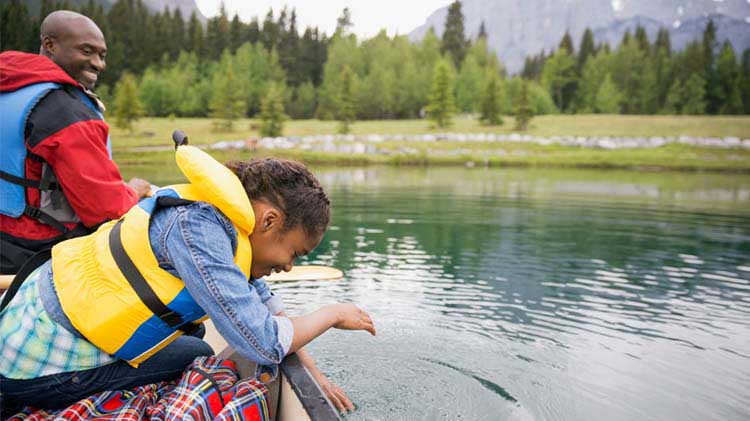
0;248;52;313
108;218;199;334
0;169;60;191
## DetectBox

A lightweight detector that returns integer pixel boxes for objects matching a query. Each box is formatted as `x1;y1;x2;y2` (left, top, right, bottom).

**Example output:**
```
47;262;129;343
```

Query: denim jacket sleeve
158;202;292;375
252;277;285;315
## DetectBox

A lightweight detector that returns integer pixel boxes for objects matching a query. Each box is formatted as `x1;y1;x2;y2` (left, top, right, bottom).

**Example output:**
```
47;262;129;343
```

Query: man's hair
225;158;331;238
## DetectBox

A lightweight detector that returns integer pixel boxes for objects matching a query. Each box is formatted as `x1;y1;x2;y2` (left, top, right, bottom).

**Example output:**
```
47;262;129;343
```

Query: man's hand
127;177;151;199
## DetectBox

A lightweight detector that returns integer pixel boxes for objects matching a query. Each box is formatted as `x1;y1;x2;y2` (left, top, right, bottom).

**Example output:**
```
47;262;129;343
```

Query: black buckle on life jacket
23;206;41;220
23;205;77;237
159;310;184;328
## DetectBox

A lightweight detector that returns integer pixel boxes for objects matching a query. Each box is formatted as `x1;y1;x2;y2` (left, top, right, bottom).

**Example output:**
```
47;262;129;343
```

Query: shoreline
111;115;750;174
116;146;750;175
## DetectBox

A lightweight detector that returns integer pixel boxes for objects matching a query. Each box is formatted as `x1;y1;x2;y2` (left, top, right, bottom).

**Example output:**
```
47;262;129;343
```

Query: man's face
45;25;107;90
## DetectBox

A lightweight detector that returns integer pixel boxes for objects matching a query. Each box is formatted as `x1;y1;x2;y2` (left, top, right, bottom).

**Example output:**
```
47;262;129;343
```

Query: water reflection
274;167;750;421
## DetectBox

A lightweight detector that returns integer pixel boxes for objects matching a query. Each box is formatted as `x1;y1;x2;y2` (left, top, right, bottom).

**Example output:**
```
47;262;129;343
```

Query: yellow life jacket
51;145;255;367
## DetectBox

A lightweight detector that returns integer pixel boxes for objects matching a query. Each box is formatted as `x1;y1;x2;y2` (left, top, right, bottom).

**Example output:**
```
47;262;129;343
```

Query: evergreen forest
2;0;748;122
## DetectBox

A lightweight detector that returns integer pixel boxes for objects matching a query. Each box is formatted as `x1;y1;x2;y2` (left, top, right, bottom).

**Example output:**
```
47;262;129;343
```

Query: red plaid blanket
6;357;270;421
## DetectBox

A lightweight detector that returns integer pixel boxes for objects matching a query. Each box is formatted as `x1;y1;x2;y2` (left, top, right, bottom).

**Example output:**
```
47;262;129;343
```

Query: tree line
522;22;750;115
2;0;748;133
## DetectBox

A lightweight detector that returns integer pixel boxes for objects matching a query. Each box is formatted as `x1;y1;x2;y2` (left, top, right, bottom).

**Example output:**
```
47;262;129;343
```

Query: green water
130;164;750;420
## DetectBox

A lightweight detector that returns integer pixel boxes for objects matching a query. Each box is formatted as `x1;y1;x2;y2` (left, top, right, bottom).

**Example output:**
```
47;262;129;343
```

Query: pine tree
441;1;467;69
577;51;609;112
426;59;455;128
229;13;243;53
559;31;574;56
335;7;353;36
702;19;721;113
209;53;246;131
289;80;317;119
279;8;300;85
336;65;356;133
246;18;261;45
259;83;286;137
479;71;503;125
634;25;650;52
741;49;750;114
541;49;576;112
664;78;684;114
577;28;595;73
682;73;707;115
112;72;143;133
261;8;279;50
514;81;532;130
611;38;646;113
621;30;632;46
655;28;671;56
206;4;230;60
653;37;673;110
715;41;743;114
187;11;205;58
455;55;482;112
148;9;169;64
702;19;717;70
477;21;488;40
594;73;621;113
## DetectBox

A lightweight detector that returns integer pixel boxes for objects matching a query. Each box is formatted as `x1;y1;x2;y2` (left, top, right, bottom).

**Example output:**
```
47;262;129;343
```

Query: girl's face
249;205;323;279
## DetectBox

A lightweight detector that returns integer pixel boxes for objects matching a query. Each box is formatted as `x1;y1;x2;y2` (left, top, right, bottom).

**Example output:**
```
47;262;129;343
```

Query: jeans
0;329;213;414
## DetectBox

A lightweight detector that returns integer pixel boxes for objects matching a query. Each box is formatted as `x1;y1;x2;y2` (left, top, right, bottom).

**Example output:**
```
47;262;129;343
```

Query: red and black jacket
0;51;138;260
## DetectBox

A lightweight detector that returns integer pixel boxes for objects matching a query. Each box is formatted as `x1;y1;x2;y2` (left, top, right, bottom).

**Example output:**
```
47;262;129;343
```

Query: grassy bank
112;115;750;179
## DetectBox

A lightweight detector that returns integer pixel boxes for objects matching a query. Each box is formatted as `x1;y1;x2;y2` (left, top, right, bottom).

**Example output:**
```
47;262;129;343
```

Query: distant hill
409;0;750;73
0;0;205;20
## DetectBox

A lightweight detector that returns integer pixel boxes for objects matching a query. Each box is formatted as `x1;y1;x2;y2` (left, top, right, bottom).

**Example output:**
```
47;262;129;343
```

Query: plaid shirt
0;264;115;379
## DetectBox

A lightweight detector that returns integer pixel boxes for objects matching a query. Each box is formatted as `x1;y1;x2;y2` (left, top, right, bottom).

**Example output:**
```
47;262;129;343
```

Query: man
0;10;150;274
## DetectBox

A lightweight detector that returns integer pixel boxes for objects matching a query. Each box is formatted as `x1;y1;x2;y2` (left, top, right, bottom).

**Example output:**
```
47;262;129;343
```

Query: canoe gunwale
218;346;341;421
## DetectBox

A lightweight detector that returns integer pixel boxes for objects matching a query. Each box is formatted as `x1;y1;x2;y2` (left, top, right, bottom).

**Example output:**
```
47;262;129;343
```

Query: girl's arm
288;303;376;353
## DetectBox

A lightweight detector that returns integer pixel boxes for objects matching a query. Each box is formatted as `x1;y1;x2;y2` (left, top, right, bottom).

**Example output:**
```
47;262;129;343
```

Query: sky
194;0;453;38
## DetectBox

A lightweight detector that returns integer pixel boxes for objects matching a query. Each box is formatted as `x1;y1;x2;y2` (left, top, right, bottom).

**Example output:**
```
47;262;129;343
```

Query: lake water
133;165;750;420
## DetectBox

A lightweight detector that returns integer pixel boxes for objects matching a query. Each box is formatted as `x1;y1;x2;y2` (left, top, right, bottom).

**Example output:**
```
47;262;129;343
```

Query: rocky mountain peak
409;0;750;73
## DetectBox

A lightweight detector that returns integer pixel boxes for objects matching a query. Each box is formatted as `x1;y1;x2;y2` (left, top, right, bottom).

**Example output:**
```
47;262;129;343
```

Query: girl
0;144;374;413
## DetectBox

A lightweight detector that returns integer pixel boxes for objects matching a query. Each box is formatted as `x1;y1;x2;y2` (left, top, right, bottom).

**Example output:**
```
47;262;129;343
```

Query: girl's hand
314;371;355;414
332;303;376;336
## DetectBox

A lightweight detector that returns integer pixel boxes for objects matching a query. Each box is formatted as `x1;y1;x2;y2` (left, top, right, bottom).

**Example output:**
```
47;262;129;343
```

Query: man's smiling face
43;20;107;90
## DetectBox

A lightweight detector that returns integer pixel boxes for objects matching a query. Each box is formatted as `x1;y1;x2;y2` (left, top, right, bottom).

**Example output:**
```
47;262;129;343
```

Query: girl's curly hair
225;158;330;238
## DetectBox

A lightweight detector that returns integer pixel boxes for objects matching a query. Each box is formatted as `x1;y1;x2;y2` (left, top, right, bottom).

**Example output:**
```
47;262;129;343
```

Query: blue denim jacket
39;201;292;379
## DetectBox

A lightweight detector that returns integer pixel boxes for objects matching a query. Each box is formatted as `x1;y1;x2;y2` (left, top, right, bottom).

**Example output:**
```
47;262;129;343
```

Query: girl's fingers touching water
333;303;376;336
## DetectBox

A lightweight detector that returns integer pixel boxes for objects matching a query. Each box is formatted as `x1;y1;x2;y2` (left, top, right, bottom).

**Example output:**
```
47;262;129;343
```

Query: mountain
670;13;750;51
409;0;750;73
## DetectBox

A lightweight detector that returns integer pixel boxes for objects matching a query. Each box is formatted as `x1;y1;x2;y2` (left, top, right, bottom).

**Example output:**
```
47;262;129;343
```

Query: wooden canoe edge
218;346;341;421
